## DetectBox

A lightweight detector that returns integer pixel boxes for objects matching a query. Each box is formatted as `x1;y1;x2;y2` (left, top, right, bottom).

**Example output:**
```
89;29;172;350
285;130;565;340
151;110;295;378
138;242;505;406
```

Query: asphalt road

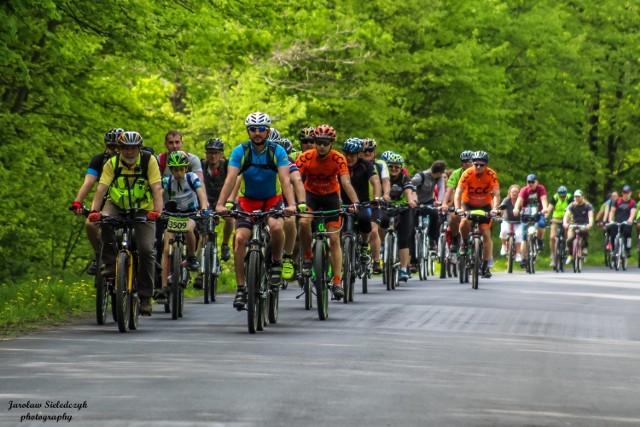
2;267;640;427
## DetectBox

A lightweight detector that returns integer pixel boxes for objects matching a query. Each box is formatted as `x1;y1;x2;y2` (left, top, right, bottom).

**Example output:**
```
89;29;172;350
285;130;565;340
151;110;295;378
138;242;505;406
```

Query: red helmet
313;124;336;141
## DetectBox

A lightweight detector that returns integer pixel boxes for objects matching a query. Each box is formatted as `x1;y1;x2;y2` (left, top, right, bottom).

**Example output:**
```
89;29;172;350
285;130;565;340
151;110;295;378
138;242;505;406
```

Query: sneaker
193;273;203;290
361;245;371;263
187;256;200;271
537;239;544;252
488;258;494;268
515;253;522;262
500;245;507;256
399;269;410;282
221;244;231;262
101;264;115;278
605;242;612;251
549;259;555;267
153;288;169;304
87;259;98;275
372;261;383;275
332;285;344;300
458;244;467;255
302;258;313;276
449;252;457;264
520;259;527;268
233;286;247;309
270;262;283;289
140;297;152;316
566;256;572;265
282;256;295;280
481;267;492;279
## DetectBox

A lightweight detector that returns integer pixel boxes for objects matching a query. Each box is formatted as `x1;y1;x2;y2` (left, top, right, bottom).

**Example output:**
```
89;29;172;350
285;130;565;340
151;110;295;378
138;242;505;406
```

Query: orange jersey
458;167;499;207
295;149;349;196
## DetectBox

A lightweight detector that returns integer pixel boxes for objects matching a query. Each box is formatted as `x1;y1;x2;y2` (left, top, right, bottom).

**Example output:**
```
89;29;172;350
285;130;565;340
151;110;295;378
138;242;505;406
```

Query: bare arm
215;166;240;211
278;166;296;208
74;174;98;205
290;170;306;202
90;183;109;212
382;177;391;202
370;174;382;199
150;182;164;213
454;186;462;210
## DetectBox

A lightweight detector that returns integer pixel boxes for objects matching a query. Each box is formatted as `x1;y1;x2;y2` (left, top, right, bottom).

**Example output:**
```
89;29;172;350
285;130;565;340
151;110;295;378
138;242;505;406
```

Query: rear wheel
268;287;279;324
246;250;261;334
438;234;447;279
95;273;109;325
458;253;466;284
115;252;131;333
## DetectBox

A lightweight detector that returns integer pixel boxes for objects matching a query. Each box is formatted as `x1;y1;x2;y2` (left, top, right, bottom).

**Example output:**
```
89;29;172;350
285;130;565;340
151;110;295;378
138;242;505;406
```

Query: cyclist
563;190;594;264
296;124;361;299
87;131;164;316
454;151;500;279
596;191;619;225
157;151;209;301
215;112;297;310
276;138;307;282
607;185;637;258
386;153;418;282
341;138;381;263
290;126;315;161
361;138;391;274
513;174;549;267
158;131;204;183
71;128;122;274
441;150;475;258
499;184;523;262
411;160;446;252
547;185;573;267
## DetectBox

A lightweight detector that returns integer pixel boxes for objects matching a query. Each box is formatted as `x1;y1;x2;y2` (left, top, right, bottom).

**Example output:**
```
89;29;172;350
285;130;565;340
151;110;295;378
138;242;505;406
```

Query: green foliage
1;0;639;282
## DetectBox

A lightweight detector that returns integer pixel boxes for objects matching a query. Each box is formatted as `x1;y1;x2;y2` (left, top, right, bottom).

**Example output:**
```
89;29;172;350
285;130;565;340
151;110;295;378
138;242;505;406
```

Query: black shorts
306;192;341;227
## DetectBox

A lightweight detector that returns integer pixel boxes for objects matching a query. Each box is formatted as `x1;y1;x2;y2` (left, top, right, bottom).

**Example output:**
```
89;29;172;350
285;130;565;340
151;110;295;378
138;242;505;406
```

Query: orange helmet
313;124;336;141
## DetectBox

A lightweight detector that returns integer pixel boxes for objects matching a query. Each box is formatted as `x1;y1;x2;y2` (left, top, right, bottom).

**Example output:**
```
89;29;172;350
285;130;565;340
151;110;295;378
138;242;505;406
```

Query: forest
1;0;638;282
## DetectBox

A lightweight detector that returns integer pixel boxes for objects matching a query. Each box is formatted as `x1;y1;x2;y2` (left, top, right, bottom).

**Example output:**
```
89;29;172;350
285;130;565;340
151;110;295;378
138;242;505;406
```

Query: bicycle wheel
313;241;329;320
342;236;353;304
246;250;261;334
558;239;565;272
507;235;515;274
438;234;447;279
129;293;139;331
428;247;436;277
472;238;481;290
268;286;279;324
110;282;117;322
384;235;394;291
203;242;213;304
361;263;368;294
572;240;579;273
458;251;466;284
95;273;109;325
416;230;426;281
115;252;131;333
614;238;621;271
171;248;181;320
622;250;628;271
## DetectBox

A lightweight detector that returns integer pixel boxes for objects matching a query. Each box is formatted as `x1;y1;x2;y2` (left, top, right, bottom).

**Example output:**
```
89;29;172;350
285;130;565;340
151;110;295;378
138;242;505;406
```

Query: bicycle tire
458;251;466;284
622;251;628;271
472;238;481;290
171;248;181;320
614;238;621;271
303;272;313;310
246;249;261;334
362;266;368;294
313;241;328;320
384;235;394;291
558;239;565;272
210;248;219;303
342;236;353;304
507;235;515;274
268;287;279;324
110;288;117;322
129;293;139;330
115;252;131;333
428;247;436;277
203;242;213;304
438;234;447;279
416;230;426;280
95;273;109;325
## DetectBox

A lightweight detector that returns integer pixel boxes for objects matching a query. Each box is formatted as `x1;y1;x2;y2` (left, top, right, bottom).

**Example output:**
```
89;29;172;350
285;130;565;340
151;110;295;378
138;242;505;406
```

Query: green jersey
447;167;464;188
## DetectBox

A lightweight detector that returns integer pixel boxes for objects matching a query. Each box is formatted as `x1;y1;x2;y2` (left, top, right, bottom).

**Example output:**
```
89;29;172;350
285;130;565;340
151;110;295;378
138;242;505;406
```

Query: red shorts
236;195;284;229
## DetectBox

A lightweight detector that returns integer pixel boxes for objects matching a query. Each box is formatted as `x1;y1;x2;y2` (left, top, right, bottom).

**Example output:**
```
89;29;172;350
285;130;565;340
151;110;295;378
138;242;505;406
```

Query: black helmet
104;128;124;146
205;138;224;151
299;126;315;142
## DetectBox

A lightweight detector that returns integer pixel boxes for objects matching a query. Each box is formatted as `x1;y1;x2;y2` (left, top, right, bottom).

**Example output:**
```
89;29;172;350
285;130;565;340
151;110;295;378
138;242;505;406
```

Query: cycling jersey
341;159;376;204
457;167;499;207
99;153;162;211
446;167;464;189
162;172;202;211
550;193;573;220
613;197;637;222
229;141;289;199
295;149;349;196
158;151;203;177
86;152;113;178
389;173;416;203
201;158;227;206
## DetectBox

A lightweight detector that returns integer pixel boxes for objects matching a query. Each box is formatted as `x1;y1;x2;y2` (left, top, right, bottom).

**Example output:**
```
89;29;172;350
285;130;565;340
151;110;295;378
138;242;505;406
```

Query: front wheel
507;235;515;274
342;237;354;304
471;238;481;290
246;250;262;334
95;273;109;325
313;241;329;320
384;235;395;291
438;234;447;279
203;243;213;304
268;287;279;324
171;249;181;320
115;252;132;333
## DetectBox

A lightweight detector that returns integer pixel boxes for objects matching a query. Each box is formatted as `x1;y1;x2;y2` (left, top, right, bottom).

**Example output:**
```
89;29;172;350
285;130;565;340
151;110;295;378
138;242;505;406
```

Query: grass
0;269;237;339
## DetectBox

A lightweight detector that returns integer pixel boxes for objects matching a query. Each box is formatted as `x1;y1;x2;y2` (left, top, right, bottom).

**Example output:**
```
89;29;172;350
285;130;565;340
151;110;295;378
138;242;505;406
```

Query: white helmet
245;112;271;127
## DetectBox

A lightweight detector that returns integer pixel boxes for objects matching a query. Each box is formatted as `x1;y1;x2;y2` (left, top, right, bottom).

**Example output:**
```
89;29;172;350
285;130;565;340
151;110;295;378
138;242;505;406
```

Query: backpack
239;141;278;174
108;151;153;209
158;150;191;173
166;173;198;196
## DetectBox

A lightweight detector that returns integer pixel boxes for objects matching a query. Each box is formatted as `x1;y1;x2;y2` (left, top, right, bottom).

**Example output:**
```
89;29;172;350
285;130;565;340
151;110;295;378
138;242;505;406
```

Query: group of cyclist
71;111;635;319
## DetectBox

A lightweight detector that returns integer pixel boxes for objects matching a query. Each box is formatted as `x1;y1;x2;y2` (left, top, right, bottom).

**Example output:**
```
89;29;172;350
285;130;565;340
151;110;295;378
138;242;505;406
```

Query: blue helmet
342;138;363;154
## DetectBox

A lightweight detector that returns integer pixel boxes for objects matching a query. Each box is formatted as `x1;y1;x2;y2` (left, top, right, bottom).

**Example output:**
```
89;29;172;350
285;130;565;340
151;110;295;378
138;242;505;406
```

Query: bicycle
568;224;588;273
552;221;566;273
197;214;221;304
458;209;492;290
294;231;314;311
230;208;283;333
521;209;542;274
609;222;629;271
501;219;519;274
601;224;611;268
98;209;148;333
163;205;202;320
382;204;410;291
415;204;438;281
437;208;457;279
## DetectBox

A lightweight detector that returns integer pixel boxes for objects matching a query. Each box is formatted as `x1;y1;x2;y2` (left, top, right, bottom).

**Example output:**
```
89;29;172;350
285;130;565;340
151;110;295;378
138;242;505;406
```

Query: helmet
117;131;143;147
387;153;404;165
105;128;124;146
362;138;377;151
205;138;224;151
460;150;474;161
299;126;315;142
342;138;363;154
380;150;395;162
313;124;336;141
245;112;271;127
557;185;568;195
277;138;294;155
472;150;489;163
268;128;281;142
167;151;190;167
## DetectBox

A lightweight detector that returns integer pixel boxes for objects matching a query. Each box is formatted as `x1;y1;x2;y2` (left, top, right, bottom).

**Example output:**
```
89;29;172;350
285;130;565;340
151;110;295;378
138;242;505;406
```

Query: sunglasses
247;126;268;133
315;140;332;146
388;164;402;169
301;139;315;144
363;148;375;153
473;163;487;167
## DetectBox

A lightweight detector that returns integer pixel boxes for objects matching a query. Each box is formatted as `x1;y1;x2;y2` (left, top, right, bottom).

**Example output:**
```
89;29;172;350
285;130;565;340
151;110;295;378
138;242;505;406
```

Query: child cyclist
158;151;209;300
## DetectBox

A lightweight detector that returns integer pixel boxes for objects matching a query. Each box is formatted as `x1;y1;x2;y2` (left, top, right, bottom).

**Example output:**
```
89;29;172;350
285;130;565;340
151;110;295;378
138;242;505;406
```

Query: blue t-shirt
229;140;289;199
